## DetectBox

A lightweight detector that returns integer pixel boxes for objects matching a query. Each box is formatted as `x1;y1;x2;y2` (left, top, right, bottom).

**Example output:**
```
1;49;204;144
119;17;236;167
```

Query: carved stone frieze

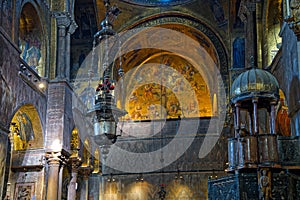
278;136;300;166
208;173;259;199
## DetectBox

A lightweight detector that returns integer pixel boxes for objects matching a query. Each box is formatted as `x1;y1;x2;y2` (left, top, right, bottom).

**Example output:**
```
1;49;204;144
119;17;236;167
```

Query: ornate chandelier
87;0;126;146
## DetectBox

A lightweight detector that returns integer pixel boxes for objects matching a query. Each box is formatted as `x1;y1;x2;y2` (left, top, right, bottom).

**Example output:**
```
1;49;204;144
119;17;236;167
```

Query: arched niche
120;52;213;120
71;128;81;156
113;21;226;120
10;104;44;150
72;14;229;123
82;138;91;167
18;3;46;77
92;148;101;174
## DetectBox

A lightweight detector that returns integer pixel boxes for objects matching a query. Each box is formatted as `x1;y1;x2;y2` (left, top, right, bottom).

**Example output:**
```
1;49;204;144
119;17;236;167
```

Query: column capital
252;97;259;103
45;151;61;166
45;151;69;166
79;166;93;180
238;0;260;23
270;100;278;105
68;20;78;35
52;11;71;28
69;156;82;172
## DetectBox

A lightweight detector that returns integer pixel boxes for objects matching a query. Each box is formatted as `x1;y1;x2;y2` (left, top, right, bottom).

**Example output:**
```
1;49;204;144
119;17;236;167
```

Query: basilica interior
0;0;300;199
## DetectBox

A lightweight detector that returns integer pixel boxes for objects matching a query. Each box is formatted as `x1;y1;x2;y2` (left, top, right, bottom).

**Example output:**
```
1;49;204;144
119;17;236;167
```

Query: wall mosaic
18;3;45;76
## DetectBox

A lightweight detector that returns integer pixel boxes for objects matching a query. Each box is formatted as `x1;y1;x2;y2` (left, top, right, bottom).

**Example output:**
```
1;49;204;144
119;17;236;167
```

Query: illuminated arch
10;104;44;150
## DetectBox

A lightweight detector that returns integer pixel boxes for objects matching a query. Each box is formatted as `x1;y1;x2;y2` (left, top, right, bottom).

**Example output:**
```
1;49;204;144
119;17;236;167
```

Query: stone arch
10;104;44;150
18;2;46;77
112;14;229;120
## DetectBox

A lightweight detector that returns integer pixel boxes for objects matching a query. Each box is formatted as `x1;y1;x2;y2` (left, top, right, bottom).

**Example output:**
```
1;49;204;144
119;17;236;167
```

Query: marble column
234;103;241;137
269;101;277;134
67;158;82;200
252;98;259;135
66;21;78;81
79;167;92;200
46;152;62;200
52;12;71;79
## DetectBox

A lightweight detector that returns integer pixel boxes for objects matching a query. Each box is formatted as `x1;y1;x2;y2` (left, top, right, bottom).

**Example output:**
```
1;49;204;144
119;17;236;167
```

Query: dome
230;68;279;103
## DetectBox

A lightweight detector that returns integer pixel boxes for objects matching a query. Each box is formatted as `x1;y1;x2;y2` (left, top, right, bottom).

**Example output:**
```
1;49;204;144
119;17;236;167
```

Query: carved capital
69;156;82;172
45;151;62;167
79;166;93;179
238;0;257;23
68;21;78;34
45;150;70;167
52;11;71;28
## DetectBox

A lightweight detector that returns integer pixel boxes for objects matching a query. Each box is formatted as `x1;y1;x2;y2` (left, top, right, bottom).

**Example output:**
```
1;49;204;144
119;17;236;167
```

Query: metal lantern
87;72;127;145
87;0;126;146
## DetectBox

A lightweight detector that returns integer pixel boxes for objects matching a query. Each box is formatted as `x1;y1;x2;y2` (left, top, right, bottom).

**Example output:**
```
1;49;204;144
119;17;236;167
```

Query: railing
18;59;47;96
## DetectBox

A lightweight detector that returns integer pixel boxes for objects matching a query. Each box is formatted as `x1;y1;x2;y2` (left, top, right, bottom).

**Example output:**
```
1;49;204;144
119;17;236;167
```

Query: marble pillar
79;167;92;200
52;12;71;79
46;152;62;200
67;158;82;200
66;21;77;81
